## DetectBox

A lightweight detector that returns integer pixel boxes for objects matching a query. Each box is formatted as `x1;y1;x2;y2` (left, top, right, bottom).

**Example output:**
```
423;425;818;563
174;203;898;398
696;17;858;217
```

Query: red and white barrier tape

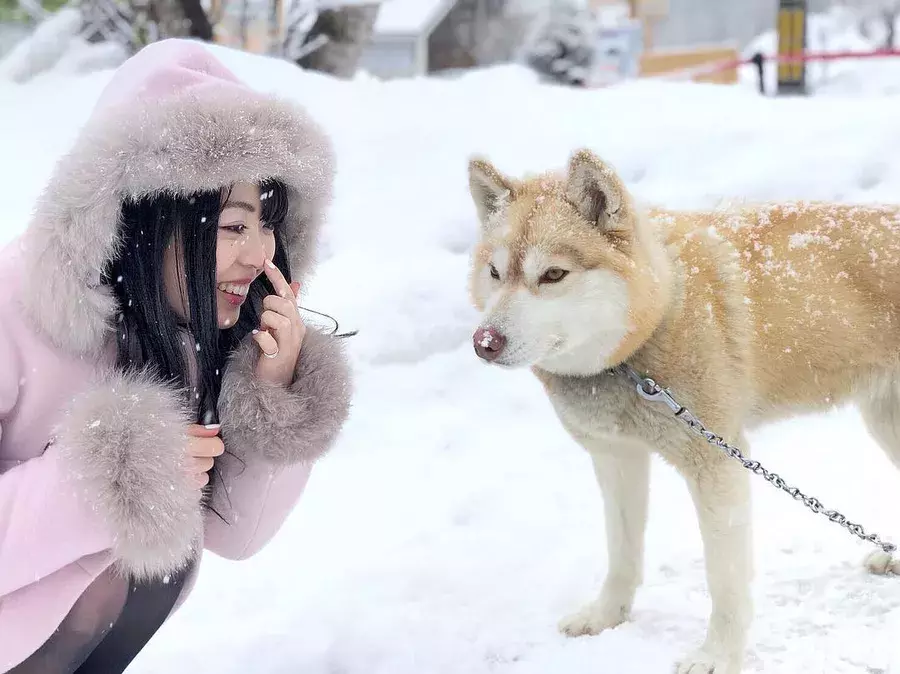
583;47;900;89
643;47;900;83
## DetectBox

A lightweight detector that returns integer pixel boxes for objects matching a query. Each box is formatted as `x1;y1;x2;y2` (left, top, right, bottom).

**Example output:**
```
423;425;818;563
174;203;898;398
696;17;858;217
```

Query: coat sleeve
0;326;205;598
205;328;352;559
0;447;112;598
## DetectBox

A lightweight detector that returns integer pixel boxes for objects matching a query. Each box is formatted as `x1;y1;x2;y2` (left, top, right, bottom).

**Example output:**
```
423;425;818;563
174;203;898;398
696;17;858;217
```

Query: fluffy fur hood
19;38;335;357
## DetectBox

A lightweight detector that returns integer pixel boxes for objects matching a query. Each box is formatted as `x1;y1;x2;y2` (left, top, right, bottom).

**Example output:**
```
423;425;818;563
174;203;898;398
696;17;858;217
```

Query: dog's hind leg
855;371;900;575
674;441;753;674
559;443;650;637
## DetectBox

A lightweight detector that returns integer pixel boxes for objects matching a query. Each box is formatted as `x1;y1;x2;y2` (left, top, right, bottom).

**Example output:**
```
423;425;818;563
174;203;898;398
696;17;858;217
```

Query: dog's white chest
542;371;642;447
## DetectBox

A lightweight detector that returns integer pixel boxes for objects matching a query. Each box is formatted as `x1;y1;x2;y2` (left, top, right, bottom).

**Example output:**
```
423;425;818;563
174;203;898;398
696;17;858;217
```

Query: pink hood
22;38;334;357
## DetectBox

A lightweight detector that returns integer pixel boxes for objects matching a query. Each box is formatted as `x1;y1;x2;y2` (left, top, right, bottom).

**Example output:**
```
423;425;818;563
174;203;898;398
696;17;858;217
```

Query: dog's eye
540;268;569;284
489;264;500;280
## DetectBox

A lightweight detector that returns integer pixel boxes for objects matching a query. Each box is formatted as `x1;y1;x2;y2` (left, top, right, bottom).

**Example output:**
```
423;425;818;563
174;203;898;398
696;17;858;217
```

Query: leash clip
635;377;683;414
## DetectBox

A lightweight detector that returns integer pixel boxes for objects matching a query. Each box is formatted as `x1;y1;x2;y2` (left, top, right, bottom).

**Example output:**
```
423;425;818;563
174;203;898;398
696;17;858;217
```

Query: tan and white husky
466;148;900;673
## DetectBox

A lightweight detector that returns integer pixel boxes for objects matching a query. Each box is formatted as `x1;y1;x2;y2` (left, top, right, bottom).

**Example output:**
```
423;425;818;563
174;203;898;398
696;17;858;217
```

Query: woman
0;38;352;672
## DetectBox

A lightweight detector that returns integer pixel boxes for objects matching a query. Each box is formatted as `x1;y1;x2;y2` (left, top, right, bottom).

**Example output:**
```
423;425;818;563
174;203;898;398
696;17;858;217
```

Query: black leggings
9;559;193;674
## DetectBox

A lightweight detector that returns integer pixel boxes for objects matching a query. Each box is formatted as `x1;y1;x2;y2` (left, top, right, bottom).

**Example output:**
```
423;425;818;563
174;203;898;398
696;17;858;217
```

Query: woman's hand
186;424;225;488
252;259;306;387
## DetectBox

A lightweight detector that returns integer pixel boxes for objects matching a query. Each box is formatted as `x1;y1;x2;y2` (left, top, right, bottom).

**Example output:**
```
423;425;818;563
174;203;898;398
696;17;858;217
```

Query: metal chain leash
618;364;897;555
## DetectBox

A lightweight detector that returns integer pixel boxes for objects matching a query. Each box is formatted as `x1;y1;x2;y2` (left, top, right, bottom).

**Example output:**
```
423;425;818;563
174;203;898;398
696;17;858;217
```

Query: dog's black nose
473;326;506;361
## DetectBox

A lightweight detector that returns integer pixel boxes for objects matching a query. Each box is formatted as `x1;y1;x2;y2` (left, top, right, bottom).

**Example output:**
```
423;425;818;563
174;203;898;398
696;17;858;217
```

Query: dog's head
467;148;660;376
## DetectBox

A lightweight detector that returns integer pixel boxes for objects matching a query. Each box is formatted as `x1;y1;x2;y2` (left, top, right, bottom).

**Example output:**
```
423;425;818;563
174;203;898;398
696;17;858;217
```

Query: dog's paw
864;549;900;575
674;647;739;674
558;599;628;637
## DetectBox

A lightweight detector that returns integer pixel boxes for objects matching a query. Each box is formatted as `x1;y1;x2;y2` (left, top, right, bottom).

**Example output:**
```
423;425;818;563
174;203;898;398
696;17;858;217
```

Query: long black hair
103;178;291;429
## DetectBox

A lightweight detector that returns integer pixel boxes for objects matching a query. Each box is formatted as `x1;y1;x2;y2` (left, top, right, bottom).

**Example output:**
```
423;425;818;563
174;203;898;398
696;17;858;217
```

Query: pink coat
0;40;351;671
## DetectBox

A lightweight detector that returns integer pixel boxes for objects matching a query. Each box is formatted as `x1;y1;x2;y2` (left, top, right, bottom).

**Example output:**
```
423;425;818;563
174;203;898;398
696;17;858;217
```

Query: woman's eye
220;223;246;234
489;264;500;280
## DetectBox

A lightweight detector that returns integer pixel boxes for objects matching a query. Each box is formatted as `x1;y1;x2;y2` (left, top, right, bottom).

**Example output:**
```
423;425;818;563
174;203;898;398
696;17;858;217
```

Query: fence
659;46;900;94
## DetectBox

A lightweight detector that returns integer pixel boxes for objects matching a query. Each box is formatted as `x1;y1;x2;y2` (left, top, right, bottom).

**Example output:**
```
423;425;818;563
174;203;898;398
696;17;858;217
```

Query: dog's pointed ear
468;157;513;226
565;149;629;233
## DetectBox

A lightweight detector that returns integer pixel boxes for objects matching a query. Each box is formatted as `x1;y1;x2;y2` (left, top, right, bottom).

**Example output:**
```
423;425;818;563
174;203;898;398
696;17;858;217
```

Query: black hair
102;178;292;511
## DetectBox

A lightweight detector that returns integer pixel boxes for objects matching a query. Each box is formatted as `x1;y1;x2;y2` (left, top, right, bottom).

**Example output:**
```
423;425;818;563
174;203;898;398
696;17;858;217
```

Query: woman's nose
239;230;267;269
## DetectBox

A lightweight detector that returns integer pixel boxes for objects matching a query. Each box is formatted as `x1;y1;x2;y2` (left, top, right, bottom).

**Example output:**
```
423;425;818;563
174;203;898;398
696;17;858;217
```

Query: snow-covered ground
3;26;900;674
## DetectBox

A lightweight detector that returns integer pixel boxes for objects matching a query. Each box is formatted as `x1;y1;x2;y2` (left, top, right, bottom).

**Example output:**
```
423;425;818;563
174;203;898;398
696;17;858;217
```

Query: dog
465;147;900;673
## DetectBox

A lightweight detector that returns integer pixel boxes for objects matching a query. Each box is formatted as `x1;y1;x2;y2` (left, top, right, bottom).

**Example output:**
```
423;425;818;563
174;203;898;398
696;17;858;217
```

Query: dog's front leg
559;444;650;636
675;444;753;674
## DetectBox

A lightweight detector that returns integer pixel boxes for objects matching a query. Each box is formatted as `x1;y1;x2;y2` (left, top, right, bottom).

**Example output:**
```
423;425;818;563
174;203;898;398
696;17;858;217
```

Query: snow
0;8;128;83
3;18;900;674
374;0;450;35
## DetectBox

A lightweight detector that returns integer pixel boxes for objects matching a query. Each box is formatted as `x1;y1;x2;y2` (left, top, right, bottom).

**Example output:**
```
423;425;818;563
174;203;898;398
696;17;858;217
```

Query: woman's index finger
264;259;295;299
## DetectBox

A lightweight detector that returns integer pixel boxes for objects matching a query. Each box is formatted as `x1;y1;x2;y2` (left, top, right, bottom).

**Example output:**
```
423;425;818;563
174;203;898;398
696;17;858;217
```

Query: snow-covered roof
374;0;455;37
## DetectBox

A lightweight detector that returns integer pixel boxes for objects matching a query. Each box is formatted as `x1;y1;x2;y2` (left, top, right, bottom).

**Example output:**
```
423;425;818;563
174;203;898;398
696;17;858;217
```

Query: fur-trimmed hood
19;38;335;357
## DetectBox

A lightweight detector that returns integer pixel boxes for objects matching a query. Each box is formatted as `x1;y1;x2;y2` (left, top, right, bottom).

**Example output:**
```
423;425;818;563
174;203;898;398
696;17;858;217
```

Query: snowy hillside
3;33;900;674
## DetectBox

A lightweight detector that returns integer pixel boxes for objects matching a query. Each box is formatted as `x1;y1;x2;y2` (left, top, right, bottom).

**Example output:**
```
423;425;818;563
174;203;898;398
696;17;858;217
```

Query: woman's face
164;182;277;328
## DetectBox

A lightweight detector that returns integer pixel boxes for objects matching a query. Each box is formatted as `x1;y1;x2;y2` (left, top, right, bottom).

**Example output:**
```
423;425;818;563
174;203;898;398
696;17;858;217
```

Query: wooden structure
587;0;738;85
589;0;667;49
638;43;739;84
210;0;285;53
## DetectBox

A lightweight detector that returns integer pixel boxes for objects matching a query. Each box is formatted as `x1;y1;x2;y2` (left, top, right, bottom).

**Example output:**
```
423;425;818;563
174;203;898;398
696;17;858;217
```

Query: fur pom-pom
219;329;352;465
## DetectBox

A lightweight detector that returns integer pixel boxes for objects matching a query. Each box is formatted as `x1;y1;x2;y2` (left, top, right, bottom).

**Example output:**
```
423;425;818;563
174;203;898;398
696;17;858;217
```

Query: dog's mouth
486;349;528;368
487;337;565;369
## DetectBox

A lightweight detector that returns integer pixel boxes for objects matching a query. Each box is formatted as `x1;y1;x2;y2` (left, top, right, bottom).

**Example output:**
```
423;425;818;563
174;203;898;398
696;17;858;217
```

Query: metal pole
776;0;808;95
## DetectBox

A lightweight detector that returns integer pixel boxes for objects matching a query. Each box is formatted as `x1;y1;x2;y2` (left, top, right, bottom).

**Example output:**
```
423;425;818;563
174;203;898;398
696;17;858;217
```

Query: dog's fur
466;148;900;673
